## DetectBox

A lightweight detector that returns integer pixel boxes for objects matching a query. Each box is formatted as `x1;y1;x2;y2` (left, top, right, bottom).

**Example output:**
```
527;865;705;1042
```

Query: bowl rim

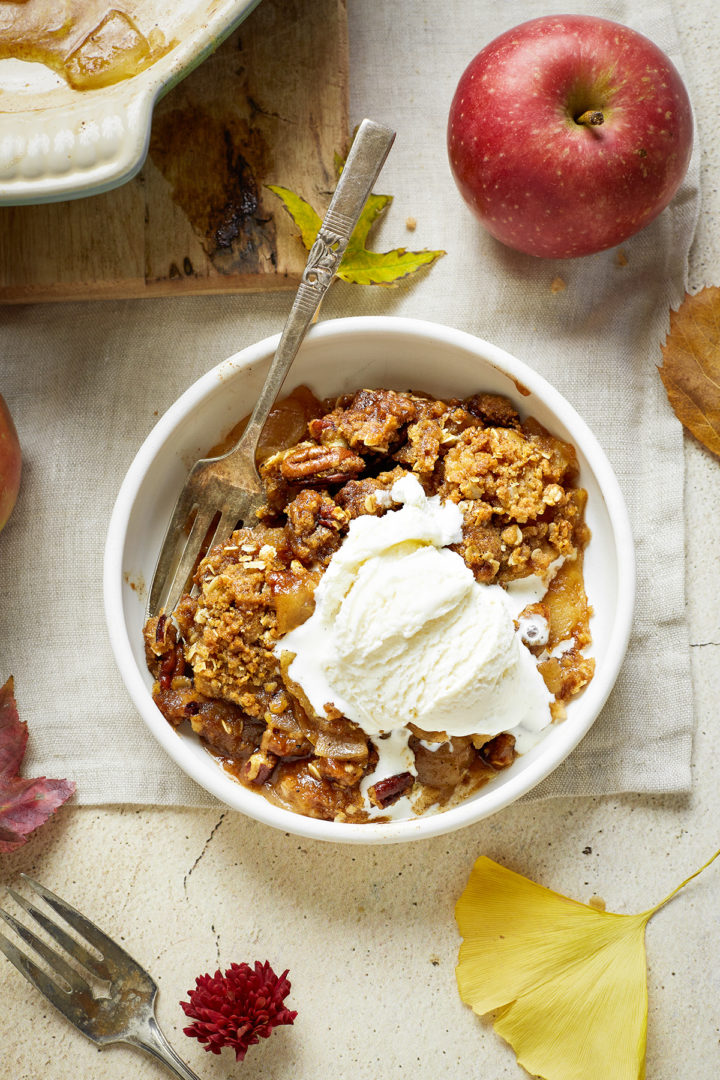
103;315;636;844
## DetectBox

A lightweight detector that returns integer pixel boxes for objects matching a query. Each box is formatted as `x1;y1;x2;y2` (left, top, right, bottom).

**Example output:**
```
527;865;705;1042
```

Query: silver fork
0;874;201;1080
147;117;396;619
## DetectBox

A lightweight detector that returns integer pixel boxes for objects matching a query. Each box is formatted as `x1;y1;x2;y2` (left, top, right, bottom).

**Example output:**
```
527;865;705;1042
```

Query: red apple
0;395;21;533
447;15;693;258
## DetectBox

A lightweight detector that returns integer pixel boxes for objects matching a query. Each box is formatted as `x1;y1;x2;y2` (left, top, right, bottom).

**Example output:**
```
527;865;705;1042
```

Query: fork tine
5;887;109;981
211;504;243;551
152;491;260;618
20;875;144;977
0;901;93;995
153;504;216;618
0;921;110;1046
147;484;201;618
0;923;76;1007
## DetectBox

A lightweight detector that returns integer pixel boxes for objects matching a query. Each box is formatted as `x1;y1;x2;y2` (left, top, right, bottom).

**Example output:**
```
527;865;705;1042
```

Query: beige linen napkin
0;0;698;805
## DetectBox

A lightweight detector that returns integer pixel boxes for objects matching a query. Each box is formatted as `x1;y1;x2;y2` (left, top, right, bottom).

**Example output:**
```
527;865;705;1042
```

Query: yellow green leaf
337;245;443;286
455;850;720;1080
266;185;322;251
343;192;392;249
266;182;444;287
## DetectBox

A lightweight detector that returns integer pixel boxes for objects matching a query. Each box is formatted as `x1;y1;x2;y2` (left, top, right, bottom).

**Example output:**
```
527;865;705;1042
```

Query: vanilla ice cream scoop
276;474;553;747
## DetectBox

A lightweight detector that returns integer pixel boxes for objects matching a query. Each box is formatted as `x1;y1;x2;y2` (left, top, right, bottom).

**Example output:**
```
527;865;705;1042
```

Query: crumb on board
550;277;566;294
616;249;628;267
406;216;417;231
588;895;606;911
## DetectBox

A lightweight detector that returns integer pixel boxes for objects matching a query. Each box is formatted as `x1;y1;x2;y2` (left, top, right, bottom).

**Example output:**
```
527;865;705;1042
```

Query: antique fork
0;875;201;1079
147;117;396;619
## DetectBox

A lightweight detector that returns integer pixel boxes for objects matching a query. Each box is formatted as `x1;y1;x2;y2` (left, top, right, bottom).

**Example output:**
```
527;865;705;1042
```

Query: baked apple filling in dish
0;1;171;90
143;387;594;823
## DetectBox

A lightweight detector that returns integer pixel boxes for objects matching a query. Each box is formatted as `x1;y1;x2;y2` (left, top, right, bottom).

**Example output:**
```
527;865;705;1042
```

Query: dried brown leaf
659;286;720;456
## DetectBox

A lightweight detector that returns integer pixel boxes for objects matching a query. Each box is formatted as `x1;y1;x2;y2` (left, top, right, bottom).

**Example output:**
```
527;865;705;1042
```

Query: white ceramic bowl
104;317;635;844
0;0;259;205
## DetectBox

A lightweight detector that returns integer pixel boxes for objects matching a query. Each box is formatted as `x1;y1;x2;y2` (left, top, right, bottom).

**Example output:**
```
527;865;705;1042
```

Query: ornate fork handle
145;119;395;618
302;213;355;287
225;119;395;487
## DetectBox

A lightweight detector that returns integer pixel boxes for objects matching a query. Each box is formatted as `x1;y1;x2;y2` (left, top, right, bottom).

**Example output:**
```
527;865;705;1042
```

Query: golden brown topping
464;393;521;428
335;470;405;519
501;524;524;546
442;426;575;524
398;417;444;475
285;489;349;564
539;651;596;701
309;389;419;453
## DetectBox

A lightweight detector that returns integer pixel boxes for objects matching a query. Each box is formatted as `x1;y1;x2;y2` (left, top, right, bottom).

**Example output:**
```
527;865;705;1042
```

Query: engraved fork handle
223;118;396;488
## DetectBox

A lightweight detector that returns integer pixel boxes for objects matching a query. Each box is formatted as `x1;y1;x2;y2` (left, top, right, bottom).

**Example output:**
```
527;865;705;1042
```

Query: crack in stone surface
183;812;227;895
211;922;221;968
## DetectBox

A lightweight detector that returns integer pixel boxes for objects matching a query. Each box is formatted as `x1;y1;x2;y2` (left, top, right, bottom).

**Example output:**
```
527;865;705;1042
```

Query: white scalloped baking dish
0;0;260;205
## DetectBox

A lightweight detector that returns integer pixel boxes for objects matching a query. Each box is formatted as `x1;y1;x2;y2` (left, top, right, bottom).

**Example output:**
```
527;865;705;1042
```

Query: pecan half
279;442;365;484
479;732;516;770
367;771;414;809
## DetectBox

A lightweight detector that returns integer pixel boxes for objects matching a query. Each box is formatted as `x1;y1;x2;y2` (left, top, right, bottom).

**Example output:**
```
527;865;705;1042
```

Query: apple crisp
144;386;594;823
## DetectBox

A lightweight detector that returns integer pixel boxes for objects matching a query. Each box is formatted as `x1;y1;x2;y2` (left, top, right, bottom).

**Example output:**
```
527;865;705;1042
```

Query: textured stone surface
3;3;720;1078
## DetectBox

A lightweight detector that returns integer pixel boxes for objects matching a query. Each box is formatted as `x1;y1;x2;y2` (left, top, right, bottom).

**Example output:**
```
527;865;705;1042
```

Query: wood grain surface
0;0;348;303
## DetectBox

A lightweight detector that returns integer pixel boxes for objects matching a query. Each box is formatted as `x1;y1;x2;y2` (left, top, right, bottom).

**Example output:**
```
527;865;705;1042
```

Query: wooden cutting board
0;0;348;303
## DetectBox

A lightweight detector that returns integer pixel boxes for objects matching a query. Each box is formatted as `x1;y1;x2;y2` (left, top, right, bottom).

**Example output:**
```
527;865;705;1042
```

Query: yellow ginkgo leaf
455;851;720;1080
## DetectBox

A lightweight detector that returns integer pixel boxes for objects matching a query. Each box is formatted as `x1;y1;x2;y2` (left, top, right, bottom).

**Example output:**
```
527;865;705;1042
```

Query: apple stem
576;109;604;127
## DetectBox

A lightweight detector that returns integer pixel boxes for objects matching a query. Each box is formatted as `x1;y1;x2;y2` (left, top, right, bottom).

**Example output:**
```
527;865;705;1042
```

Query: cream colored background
2;1;720;1078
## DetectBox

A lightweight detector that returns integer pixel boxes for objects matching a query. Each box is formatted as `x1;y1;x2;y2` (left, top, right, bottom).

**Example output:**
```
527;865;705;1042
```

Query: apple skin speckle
446;13;693;258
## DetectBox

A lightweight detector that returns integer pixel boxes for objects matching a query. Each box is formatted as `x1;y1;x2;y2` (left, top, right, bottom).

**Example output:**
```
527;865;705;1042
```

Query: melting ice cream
276;474;553;750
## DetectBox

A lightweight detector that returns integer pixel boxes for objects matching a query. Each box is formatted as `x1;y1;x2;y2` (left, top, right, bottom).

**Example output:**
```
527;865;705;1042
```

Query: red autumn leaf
0;677;75;854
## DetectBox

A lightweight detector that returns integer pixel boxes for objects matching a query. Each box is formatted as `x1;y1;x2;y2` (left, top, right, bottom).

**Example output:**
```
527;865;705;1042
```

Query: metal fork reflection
0;874;201;1080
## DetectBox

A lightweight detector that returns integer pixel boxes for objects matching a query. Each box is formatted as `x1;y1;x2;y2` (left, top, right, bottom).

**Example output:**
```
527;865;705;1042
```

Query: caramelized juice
0;1;169;89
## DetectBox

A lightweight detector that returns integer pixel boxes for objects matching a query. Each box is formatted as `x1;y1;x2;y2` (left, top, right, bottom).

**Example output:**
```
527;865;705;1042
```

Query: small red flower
180;960;297;1062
